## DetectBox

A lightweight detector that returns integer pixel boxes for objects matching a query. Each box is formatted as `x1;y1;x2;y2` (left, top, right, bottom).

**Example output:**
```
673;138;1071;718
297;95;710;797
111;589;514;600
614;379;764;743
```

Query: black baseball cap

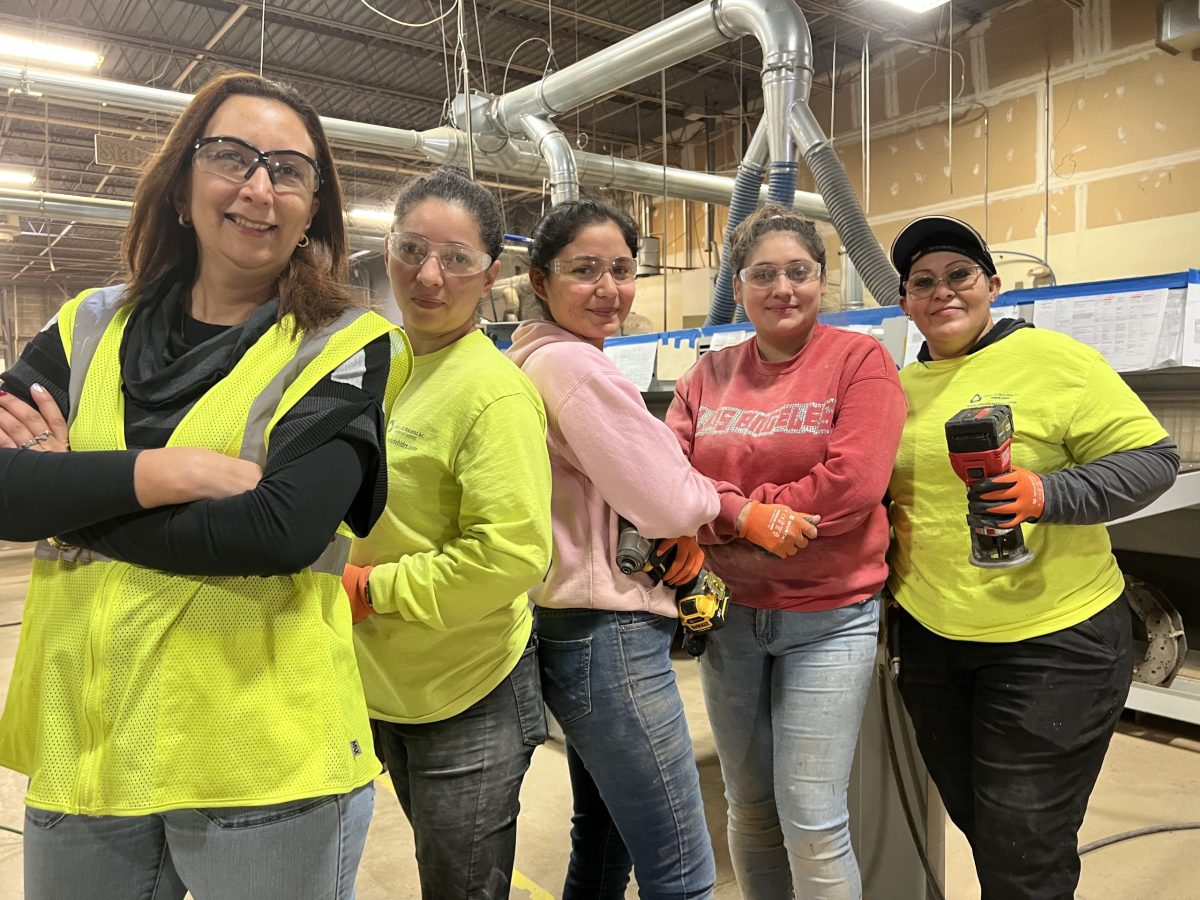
890;215;996;296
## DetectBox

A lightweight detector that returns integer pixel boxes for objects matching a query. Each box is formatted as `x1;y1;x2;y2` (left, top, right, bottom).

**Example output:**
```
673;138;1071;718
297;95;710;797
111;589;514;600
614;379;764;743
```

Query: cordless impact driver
615;518;730;657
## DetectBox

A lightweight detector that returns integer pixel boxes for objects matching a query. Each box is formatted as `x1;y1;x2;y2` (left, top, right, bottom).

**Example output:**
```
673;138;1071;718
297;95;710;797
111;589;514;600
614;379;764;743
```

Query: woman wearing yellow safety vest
0;73;410;899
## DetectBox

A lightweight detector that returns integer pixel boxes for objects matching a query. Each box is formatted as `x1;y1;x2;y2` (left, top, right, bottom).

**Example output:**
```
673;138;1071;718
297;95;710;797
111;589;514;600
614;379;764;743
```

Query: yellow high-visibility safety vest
0;285;412;816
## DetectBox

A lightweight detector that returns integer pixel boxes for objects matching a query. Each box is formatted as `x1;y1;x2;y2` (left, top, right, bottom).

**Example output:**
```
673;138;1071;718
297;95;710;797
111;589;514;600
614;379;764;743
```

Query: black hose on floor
1080;822;1200;855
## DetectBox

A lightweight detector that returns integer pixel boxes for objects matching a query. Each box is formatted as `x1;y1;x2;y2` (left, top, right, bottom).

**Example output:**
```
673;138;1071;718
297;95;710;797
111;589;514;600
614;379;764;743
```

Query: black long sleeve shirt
0;312;390;576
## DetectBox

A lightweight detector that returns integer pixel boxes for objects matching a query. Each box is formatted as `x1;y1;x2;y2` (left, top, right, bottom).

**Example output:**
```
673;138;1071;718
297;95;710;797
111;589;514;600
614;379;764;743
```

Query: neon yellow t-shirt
350;329;552;723
888;327;1168;642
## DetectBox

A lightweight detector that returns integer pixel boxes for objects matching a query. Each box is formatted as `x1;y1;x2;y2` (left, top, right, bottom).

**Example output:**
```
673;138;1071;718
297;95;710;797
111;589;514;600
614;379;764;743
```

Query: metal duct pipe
840;245;865;310
788;102;898;305
0;64;827;219
0;63;423;156
519;115;580;205
707;120;769;326
418;127;829;218
492;4;721;124
0;188;386;251
0;189;134;227
491;0;812;168
714;0;813;165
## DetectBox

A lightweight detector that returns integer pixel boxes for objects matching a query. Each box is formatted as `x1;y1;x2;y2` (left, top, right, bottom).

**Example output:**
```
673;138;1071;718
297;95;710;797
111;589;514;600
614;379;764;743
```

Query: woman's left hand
969;466;1045;527
0;384;70;452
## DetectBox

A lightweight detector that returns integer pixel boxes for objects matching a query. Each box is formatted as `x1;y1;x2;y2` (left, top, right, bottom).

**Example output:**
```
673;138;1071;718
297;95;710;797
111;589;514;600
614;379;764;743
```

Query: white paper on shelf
895;305;1018;367
1032;288;1169;372
603;341;657;390
655;340;699;382
1183;280;1200;368
901;318;924;367
708;330;754;351
1150;288;1187;369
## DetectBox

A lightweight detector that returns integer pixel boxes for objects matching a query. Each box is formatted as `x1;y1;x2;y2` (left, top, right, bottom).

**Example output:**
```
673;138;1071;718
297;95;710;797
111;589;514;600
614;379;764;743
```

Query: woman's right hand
736;501;820;558
0;384;70;452
134;447;263;508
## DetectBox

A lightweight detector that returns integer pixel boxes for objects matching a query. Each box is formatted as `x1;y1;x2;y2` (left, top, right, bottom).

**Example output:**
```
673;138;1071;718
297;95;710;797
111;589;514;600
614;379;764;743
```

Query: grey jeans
23;782;375;900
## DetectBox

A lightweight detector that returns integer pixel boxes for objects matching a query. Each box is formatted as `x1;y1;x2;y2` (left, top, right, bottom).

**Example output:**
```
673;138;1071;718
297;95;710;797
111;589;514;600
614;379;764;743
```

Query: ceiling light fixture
0;169;37;186
878;0;951;12
0;34;102;69
347;207;395;226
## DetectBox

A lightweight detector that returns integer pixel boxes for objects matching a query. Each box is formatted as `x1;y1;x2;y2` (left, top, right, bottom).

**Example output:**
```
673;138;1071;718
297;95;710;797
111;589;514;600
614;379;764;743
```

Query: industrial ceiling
1;0;1019;289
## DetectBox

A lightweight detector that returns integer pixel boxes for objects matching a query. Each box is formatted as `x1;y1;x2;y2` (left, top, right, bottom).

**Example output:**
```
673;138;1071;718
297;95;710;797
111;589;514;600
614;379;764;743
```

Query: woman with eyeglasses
886;216;1178;900
664;203;905;900
339;166;553;898
0;73;411;899
507;198;720;900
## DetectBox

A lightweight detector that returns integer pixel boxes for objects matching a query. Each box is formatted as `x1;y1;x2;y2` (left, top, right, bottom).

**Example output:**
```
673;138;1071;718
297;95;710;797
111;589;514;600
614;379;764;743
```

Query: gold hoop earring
177;213;191;228
297;233;310;248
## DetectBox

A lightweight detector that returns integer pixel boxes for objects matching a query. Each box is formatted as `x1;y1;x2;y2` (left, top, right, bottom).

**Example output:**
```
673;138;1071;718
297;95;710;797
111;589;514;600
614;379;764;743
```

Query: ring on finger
18;431;52;450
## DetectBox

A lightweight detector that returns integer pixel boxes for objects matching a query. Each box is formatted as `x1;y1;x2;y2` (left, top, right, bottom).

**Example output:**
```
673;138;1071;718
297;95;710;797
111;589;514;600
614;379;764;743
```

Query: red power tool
944;404;1034;569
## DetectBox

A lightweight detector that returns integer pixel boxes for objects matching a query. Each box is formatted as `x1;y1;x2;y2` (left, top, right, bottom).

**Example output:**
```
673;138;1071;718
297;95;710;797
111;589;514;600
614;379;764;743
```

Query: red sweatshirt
666;325;906;611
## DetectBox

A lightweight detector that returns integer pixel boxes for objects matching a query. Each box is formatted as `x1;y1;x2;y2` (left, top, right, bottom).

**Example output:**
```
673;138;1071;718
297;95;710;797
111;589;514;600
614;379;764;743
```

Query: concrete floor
0;546;1197;899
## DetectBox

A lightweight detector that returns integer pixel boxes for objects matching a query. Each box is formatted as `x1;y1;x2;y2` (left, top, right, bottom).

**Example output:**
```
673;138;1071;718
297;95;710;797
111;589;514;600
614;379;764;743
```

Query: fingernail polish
31;383;45;393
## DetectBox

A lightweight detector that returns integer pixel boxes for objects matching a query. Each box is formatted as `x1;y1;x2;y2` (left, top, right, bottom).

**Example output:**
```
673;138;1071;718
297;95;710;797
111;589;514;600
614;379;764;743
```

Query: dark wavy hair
122;72;356;332
729;203;827;277
391;166;503;260
528;199;638;270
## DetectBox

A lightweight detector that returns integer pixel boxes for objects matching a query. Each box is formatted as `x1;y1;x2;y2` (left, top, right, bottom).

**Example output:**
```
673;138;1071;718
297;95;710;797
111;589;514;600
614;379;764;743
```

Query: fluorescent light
347;207;394;227
879;0;950;12
0;169;36;186
0;34;102;69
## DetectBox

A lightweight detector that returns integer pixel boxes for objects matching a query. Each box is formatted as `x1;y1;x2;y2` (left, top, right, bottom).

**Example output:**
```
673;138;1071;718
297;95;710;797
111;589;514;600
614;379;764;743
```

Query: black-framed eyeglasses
386;232;493;276
903;264;984;299
191;136;321;195
737;261;823;288
547;255;638;284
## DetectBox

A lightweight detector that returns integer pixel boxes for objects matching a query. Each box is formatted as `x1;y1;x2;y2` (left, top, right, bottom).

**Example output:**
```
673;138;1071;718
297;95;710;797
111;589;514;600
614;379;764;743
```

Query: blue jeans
535;607;716;900
700;598;878;900
23;783;374;900
372;637;546;899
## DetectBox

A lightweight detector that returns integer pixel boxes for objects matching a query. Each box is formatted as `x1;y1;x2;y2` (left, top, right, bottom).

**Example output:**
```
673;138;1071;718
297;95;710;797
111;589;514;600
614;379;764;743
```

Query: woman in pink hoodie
507;199;719;900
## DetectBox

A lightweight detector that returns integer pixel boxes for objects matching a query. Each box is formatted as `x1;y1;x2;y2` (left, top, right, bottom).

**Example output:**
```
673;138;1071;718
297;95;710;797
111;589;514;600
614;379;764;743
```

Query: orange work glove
736;501;819;559
968;466;1045;528
341;564;375;624
657;536;705;586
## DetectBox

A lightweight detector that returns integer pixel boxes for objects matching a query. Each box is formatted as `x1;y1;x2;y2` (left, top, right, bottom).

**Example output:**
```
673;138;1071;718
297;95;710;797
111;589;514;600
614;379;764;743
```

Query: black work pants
897;595;1132;900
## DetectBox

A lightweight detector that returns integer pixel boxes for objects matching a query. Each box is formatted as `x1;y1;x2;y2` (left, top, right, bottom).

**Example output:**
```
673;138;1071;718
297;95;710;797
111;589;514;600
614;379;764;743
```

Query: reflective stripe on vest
45;288;383;575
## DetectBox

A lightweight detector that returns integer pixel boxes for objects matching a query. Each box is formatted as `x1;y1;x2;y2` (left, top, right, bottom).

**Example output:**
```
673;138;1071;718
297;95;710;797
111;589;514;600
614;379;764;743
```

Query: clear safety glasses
386;232;493;276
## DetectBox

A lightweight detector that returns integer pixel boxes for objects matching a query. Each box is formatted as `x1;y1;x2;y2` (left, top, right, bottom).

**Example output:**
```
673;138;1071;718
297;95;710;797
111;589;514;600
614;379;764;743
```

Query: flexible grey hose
804;142;899;305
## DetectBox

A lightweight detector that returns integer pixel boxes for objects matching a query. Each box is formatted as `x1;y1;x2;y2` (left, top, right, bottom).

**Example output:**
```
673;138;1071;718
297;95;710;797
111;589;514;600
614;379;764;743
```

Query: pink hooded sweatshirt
508;321;720;616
